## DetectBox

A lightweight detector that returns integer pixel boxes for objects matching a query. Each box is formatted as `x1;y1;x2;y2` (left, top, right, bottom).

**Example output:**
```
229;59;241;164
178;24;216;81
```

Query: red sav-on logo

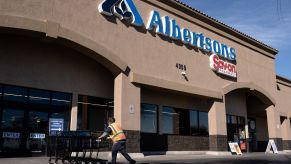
210;54;237;78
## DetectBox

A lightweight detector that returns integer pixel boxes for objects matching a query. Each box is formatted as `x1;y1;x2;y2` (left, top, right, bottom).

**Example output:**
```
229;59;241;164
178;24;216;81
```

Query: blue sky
179;0;291;79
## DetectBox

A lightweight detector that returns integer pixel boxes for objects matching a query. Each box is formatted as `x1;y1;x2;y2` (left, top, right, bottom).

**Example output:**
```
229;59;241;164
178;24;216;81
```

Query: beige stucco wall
0;0;287;146
0;34;114;98
141;88;210;112
225;92;247;117
256;117;269;141
276;81;291;141
0;0;277;99
114;73;141;131
276;83;291;116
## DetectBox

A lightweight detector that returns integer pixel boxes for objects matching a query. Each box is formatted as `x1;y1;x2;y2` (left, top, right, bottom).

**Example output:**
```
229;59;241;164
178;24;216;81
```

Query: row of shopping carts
48;131;109;164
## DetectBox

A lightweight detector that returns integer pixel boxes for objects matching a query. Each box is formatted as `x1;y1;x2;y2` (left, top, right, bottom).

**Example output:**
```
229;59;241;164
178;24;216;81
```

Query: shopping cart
48;131;109;164
48;131;76;164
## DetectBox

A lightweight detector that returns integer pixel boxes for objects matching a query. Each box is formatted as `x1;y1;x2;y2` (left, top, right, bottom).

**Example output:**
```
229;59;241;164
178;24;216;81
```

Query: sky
179;0;291;79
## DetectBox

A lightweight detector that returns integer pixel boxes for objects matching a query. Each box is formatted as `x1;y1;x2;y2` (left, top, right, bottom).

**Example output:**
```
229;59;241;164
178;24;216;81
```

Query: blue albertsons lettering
146;10;163;34
146;10;236;62
170;19;182;40
98;1;236;62
162;16;171;36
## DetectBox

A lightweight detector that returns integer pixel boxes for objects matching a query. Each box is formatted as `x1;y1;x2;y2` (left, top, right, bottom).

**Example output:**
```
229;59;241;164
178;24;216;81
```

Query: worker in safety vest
98;117;136;164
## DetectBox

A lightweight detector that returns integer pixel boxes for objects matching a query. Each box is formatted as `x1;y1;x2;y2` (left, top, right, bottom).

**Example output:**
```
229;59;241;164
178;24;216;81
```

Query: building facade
0;0;290;156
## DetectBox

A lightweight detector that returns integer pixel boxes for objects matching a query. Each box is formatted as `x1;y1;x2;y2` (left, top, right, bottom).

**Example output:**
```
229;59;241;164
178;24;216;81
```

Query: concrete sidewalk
0;153;291;164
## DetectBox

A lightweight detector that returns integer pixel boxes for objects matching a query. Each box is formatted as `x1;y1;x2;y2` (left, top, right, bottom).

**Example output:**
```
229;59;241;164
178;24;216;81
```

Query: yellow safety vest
109;123;126;143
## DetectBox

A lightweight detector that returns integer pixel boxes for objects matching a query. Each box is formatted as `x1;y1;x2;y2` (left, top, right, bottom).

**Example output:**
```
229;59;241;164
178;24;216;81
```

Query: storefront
0;0;291;156
0;84;71;156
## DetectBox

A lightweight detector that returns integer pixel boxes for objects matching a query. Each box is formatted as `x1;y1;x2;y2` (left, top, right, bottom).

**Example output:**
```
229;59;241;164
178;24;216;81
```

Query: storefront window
1;109;24;129
161;107;179;134
0;85;2;99
237;116;245;125
77;95;113;131
161;107;208;136
190;111;198;135
29;89;50;105
177;109;190;135
52;92;72;108
231;115;237;124
199;112;209;136
227;115;231;124
29;111;48;130
3;86;27;102
28;111;48;152
190;111;209;136
0;84;72;154
1;132;22;150
141;104;158;133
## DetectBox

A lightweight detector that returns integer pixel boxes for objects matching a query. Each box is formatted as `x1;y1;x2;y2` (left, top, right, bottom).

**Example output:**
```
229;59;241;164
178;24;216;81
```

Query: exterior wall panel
0;35;114;98
0;0;277;98
0;0;290;154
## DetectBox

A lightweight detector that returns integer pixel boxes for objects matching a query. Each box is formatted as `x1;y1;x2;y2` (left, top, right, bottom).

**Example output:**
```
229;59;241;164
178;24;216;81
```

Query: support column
208;100;228;153
70;93;78;130
266;105;283;151
114;73;141;153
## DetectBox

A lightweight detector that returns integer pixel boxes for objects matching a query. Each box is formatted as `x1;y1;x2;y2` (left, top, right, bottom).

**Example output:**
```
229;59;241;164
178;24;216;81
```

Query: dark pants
111;140;135;164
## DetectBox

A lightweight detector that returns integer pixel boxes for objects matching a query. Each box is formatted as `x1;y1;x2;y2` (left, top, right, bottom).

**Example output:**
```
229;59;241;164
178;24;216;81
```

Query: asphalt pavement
0;153;290;164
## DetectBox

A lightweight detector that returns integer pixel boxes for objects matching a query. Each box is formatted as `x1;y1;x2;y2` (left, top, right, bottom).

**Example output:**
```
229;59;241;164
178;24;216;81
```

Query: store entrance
27;111;48;154
224;86;273;153
0;84;72;157
226;115;247;152
1;108;49;156
246;93;269;152
248;118;257;152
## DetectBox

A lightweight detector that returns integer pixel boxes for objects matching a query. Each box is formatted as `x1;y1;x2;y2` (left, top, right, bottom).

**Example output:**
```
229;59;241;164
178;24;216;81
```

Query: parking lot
0;153;291;164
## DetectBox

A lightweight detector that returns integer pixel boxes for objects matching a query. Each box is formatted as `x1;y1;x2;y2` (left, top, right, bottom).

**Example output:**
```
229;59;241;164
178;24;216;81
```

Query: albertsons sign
99;0;237;77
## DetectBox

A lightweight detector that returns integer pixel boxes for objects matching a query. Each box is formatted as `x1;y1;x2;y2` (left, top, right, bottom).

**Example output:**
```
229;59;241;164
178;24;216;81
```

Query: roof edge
157;0;278;56
277;75;291;87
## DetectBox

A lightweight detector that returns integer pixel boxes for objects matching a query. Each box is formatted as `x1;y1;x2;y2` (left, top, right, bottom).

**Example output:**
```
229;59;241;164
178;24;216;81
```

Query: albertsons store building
0;0;291;156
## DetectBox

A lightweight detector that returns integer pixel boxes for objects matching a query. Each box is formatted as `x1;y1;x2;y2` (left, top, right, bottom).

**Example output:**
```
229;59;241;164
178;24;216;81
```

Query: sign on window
49;118;64;136
30;133;46;139
2;132;20;139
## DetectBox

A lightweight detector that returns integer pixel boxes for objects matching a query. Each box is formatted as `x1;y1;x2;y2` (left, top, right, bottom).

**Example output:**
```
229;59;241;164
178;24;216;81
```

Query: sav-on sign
210;54;237;78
